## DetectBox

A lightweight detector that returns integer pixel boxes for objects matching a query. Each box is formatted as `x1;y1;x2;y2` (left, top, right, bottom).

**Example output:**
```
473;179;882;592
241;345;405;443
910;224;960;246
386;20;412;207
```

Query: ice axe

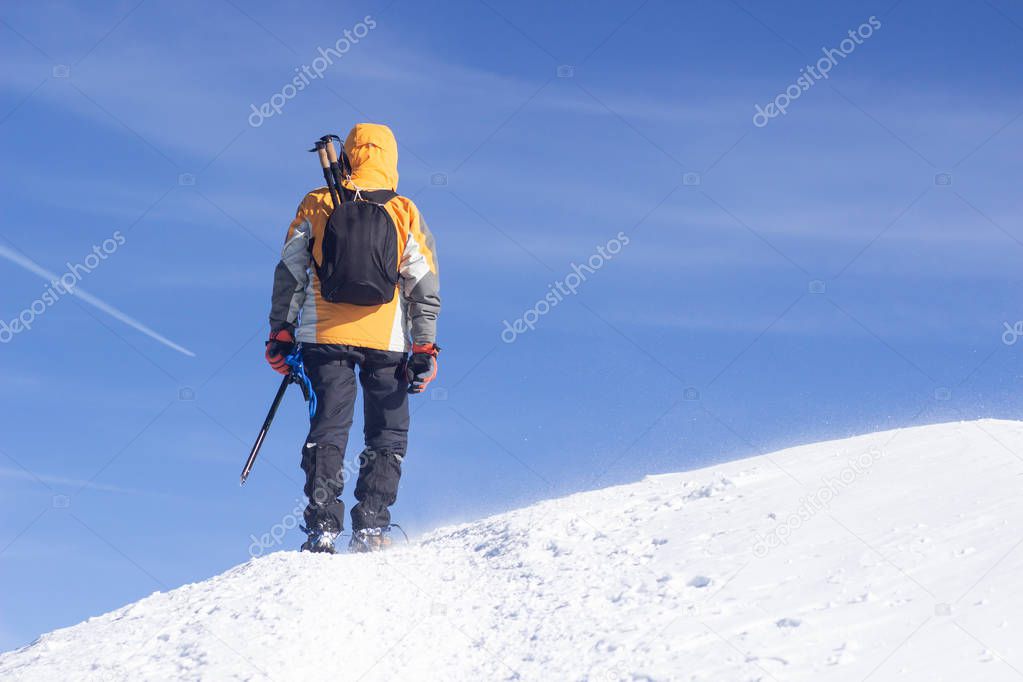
239;349;316;486
239;373;292;486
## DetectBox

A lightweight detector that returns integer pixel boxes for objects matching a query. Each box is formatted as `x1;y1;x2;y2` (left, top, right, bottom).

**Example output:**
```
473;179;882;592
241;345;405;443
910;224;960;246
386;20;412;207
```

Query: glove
406;343;440;394
265;328;295;374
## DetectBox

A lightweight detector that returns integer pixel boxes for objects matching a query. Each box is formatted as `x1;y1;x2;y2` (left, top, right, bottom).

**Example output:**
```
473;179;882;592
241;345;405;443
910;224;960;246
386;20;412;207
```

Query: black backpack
316;187;400;306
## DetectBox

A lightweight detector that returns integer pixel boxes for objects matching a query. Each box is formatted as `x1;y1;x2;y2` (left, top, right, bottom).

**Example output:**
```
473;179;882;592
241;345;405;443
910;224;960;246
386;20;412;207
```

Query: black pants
300;344;409;532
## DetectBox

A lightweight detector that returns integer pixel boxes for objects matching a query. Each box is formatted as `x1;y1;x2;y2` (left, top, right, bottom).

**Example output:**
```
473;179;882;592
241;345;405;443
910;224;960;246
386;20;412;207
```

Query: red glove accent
265;329;294;375
412;342;439;357
406;343;440;394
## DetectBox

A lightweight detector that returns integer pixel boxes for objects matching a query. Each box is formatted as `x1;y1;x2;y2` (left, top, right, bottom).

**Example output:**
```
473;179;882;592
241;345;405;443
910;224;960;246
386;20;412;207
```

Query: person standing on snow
264;123;441;553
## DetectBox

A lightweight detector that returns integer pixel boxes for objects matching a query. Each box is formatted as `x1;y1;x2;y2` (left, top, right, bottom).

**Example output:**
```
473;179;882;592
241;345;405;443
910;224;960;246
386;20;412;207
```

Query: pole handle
316;147;330;170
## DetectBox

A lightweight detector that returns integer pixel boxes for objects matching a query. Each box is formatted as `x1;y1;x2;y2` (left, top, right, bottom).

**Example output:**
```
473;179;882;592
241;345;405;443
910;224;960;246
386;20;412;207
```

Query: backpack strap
341;186;397;205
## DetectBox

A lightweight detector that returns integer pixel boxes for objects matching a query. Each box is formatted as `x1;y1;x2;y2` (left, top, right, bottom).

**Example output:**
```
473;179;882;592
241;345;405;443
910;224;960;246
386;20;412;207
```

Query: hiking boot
300;522;340;554
349;527;393;553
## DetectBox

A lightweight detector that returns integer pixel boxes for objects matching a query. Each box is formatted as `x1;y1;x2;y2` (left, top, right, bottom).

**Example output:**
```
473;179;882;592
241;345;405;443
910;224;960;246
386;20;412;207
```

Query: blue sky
1;0;1022;651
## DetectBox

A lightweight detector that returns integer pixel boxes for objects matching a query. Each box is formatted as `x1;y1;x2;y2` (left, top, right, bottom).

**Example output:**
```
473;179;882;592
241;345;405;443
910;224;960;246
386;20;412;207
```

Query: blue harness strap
285;346;317;418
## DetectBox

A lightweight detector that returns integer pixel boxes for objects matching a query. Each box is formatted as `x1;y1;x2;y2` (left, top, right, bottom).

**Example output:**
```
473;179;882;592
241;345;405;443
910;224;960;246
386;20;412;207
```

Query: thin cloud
0;466;142;495
0;245;196;357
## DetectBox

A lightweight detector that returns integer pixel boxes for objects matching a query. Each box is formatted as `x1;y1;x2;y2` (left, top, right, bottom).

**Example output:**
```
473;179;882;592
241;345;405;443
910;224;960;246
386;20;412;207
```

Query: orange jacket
269;124;440;352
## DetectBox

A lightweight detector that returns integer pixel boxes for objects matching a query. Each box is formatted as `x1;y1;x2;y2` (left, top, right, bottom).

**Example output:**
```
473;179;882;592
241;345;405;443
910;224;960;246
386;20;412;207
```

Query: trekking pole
239;374;292;486
320;134;350;192
309;139;342;208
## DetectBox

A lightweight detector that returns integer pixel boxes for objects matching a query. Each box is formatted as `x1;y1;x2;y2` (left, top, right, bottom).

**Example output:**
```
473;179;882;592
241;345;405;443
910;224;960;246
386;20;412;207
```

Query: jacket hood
343;123;399;191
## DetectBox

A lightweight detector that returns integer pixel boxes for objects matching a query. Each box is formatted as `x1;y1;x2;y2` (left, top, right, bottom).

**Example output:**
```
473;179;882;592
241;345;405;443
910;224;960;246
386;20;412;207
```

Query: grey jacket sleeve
268;218;312;333
399;212;440;345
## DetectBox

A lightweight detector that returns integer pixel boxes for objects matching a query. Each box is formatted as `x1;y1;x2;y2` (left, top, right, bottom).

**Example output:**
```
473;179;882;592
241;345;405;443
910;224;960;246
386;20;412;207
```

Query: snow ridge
3;419;1023;681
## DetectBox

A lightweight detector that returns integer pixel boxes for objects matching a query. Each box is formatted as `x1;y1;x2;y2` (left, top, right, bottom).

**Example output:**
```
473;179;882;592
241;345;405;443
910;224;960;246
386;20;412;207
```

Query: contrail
0;244;196;357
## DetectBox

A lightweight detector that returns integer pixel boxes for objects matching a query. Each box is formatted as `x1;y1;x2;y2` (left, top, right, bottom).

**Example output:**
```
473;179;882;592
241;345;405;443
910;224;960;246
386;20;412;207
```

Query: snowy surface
3;419;1023;681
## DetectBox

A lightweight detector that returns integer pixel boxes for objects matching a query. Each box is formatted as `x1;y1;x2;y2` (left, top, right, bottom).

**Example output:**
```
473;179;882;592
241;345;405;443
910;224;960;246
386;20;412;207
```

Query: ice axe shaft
239;374;292;485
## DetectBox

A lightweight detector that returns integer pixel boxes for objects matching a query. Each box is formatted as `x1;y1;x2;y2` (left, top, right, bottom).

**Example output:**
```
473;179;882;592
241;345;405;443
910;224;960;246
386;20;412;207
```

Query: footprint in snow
688;576;712;588
776;617;802;628
827;641;857;665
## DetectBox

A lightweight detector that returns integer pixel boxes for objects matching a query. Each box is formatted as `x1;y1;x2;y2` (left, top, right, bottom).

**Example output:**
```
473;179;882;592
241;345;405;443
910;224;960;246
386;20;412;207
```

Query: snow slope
3;419;1023;681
